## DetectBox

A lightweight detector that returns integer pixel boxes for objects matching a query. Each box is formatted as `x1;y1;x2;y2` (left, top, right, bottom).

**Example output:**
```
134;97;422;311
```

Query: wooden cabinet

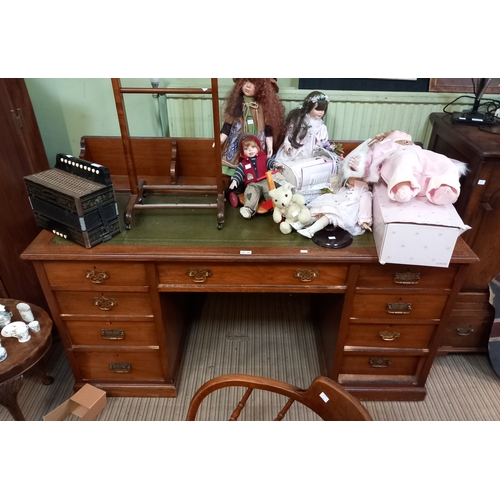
428;113;500;353
22;228;476;401
0;78;50;309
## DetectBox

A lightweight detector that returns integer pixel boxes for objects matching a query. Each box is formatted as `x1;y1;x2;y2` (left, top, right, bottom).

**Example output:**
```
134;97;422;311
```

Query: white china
28;320;41;333
1;321;31;342
16;303;34;323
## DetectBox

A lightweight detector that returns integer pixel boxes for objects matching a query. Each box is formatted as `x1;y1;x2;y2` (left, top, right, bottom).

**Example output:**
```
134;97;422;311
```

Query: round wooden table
0;298;54;420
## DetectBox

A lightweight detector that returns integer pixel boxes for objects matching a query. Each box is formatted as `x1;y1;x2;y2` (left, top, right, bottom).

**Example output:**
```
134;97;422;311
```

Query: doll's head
223;79;285;144
239;134;262;159
300;91;330;117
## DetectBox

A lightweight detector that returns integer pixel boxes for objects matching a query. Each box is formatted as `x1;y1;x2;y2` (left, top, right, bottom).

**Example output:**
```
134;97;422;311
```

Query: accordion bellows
24;154;121;248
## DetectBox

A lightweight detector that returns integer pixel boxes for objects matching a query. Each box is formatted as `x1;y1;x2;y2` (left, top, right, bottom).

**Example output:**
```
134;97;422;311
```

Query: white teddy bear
269;183;312;234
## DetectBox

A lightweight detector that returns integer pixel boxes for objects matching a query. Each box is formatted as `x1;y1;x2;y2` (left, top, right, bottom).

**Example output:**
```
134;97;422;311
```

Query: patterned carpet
2;292;500;422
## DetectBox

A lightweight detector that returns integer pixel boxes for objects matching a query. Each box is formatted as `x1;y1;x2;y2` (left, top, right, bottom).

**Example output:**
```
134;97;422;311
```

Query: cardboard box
372;182;470;268
43;384;106;421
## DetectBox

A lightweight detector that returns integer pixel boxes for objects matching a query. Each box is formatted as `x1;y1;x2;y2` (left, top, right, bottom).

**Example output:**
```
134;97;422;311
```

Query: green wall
24;78;497;167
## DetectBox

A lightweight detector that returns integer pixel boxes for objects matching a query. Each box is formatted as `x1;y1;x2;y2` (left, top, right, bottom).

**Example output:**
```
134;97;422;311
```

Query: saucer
1;321;28;338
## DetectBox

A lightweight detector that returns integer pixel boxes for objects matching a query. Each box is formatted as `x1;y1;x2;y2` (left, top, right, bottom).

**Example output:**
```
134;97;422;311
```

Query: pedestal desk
429;113;500;353
21;196;478;402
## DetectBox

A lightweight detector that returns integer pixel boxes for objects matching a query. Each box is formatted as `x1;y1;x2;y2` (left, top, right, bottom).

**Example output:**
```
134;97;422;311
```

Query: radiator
164;89;475;147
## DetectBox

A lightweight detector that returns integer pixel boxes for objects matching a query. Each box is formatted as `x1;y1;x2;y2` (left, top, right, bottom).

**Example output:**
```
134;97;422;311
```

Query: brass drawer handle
101;329;125;340
369;358;392;368
294;269;319;282
187;269;212;283
84;267;110;284
456;325;474;336
109;363;131;373
379;331;401;341
93;294;117;311
387;302;412;314
394;272;420;285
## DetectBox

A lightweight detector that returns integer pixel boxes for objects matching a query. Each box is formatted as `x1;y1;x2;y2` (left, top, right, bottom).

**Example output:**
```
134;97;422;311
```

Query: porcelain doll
297;177;372;238
344;130;467;205
274;91;330;165
229;134;275;219
220;78;285;177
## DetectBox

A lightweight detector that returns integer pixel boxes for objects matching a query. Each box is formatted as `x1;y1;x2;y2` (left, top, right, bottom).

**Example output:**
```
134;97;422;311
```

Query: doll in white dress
297;176;373;238
274;91;330;165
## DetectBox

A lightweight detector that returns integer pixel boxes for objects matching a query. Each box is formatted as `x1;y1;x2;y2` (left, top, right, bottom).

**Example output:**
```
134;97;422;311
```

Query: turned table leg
35;358;54;386
0;375;25;421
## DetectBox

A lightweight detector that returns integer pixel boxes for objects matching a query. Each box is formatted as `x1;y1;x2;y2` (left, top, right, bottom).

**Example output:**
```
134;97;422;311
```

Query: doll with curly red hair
220;78;285;177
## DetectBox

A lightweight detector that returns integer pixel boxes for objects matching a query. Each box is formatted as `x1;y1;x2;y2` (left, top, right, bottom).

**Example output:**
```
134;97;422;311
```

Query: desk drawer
65;320;158;347
345;324;436;349
74;351;165;382
356;264;457;290
157;263;348;289
340;354;422;376
350;294;448;320
44;261;149;288
54;291;154;316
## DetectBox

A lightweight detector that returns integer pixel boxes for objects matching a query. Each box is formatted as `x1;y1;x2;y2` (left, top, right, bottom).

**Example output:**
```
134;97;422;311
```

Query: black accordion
24;154;121;248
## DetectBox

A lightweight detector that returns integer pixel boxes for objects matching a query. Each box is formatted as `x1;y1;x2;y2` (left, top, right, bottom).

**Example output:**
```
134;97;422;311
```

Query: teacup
12;322;31;343
29;320;41;333
0;345;7;362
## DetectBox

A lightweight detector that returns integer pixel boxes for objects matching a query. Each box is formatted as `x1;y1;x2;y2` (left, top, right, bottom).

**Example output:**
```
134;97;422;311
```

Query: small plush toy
343;130;467;205
269;183;312;234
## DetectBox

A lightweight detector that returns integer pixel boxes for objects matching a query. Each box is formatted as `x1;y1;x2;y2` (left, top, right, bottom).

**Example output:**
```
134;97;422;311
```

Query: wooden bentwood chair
186;374;372;421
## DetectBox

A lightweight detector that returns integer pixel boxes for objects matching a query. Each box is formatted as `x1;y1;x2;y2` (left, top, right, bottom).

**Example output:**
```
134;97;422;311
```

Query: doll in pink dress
343;130;467;205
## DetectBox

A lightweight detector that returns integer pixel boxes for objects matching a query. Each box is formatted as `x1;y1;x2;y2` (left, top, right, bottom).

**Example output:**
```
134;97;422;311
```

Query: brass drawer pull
109;363;131;373
93;294;117;311
387;302;412;314
394;272;420;285
456;325;474;336
294;269;319;282
369;358;392;368
187;269;212;283
379;331;401;341
101;329;125;340
84;267;110;284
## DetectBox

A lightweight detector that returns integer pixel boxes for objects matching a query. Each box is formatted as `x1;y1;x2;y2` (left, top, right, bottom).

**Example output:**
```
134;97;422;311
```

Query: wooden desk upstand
0;298;53;420
21;200;478;402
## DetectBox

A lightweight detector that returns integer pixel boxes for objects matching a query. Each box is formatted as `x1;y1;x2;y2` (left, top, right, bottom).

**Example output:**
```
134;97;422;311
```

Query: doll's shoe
428;185;458;205
297;227;314;238
239;207;255;219
392;184;414;203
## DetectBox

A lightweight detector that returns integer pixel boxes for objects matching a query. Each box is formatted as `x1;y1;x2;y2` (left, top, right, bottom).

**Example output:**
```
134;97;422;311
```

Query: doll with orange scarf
220;78;285;177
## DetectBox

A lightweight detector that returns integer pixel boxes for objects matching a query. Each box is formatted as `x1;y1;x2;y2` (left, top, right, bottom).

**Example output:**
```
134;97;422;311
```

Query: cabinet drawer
345;324;436;349
54;291;154;316
356;264;457;290
44;261;149;288
65;320;158;347
340;354;422;376
350;294;448;320
73;351;165;381
157;263;348;289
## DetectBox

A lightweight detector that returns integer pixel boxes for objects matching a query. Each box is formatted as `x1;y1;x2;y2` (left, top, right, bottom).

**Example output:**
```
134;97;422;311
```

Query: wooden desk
429;113;500;353
0;298;53;420
21;197;478;402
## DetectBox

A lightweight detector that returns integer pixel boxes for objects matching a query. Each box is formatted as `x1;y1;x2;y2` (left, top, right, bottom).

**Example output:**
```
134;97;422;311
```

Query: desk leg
0;375;25;421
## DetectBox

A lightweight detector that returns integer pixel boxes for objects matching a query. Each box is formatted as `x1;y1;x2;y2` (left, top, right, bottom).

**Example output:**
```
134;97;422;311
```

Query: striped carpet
2;292;500;421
